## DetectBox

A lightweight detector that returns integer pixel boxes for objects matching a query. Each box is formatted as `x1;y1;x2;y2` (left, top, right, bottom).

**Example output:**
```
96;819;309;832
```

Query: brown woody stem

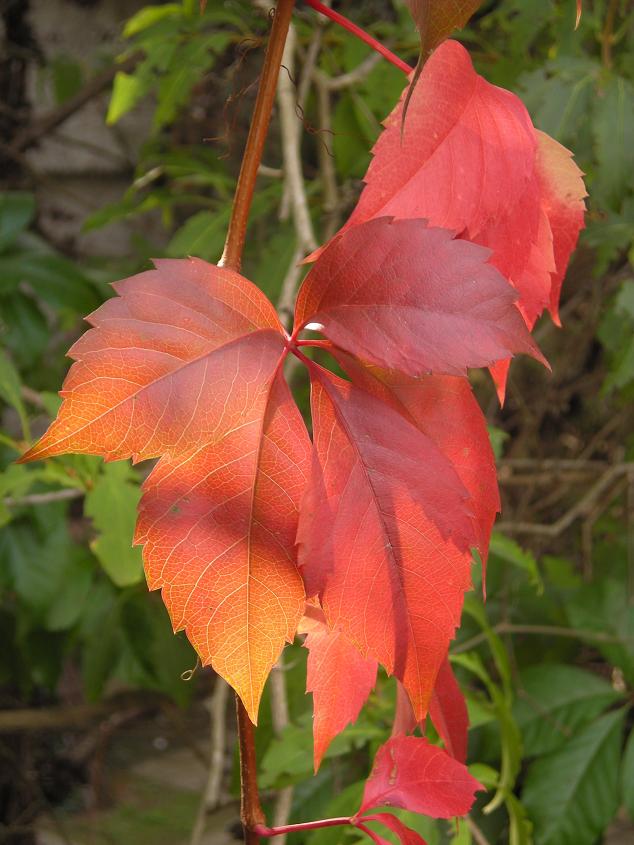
236;697;266;845
220;2;295;843
220;0;296;272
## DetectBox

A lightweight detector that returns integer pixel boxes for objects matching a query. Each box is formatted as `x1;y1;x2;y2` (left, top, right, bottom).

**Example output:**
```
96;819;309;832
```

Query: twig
453;623;633;655
496;463;633;536
9;52;142;154
3;488;84;507
314;53;381;92
0;692;165;733
467;817;492;845
277;22;319;256
270;655;293;845
190;677;231;845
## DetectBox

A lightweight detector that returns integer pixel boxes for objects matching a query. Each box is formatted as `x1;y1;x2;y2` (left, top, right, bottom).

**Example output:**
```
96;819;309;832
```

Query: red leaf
336;41;536;240
20;258;310;722
429;657;468;763
404;1;483;57
307;40;584;345
297;363;476;719
392;680;418;737
332;353;499;571
299;607;378;770
535;129;586;324
295;218;546;378
358;735;483;818
360;813;428;845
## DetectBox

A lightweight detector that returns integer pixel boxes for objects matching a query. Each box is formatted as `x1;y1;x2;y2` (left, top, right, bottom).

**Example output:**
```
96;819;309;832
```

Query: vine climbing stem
219;0;296;274
218;2;296;843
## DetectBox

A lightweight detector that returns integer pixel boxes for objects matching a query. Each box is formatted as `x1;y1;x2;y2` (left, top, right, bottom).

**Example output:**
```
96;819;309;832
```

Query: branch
190;677;231;845
496;463;633;536
9;52;142;154
3;488;84;507
453;623;634;655
0;692;165;733
270;655;293;845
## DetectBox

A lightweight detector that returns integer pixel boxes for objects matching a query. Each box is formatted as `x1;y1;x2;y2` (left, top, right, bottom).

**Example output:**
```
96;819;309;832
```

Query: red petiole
254;817;352;837
303;0;412;75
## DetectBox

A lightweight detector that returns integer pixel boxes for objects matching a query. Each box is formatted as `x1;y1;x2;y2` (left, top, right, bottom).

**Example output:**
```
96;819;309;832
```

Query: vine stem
220;0;296;273
304;0;412;75
219;3;296;843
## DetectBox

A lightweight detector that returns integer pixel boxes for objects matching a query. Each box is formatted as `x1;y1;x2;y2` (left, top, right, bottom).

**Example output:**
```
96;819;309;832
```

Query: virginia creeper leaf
359;735;483;818
335;41;536;241
310;40;584;348
360;813;428;845
298;363;476;719
331;353;500;570
299;606;378;770
295;218;545;378
535;129;586;324
429;657;468;763
404;1;483;59
20;258;310;722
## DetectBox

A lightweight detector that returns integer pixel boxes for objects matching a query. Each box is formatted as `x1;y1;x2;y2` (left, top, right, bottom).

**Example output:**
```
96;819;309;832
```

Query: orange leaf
21;258;310;722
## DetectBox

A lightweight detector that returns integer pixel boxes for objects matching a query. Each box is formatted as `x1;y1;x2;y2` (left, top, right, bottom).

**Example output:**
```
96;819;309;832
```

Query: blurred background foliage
0;1;633;844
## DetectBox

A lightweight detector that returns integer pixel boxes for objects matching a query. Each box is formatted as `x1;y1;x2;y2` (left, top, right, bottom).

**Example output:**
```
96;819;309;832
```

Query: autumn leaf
331;353;500;571
20;258;310;722
295;218;546;379
404;1;483;58
429;657;469;763
331;41;536;242
535;130;586;324
299;606;378;770
359;813;428;845
297;363;476;719
358;735;483;817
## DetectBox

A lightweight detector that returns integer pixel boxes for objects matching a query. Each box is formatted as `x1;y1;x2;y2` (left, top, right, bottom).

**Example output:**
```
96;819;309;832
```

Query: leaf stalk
303;0;412;75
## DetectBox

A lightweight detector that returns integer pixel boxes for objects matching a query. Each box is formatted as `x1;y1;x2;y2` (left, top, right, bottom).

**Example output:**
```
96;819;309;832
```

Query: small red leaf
299;607;378;770
360;813;428;845
359;735;483;818
429;657;468;763
298;364;476;719
336;41;536;240
295;218;546;378
392;680;418;737
404;1;483;57
535;130;586;324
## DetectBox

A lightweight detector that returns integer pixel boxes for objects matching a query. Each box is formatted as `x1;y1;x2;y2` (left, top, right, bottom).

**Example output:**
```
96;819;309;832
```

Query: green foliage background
0;1;633;843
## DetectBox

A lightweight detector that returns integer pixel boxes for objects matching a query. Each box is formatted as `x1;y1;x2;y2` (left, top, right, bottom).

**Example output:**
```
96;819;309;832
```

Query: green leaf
0;350;29;439
50;56;83;104
107;71;151;124
0;192;35;251
0;294;49;368
522;708;626;845
84;462;144;586
45;552;94;631
123;3;182;38
307;781;365;845
513;664;623;756
167;208;231;261
594;75;634;210
623;726;634;822
489;533;543;593
566;578;634;684
0;253;100;314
